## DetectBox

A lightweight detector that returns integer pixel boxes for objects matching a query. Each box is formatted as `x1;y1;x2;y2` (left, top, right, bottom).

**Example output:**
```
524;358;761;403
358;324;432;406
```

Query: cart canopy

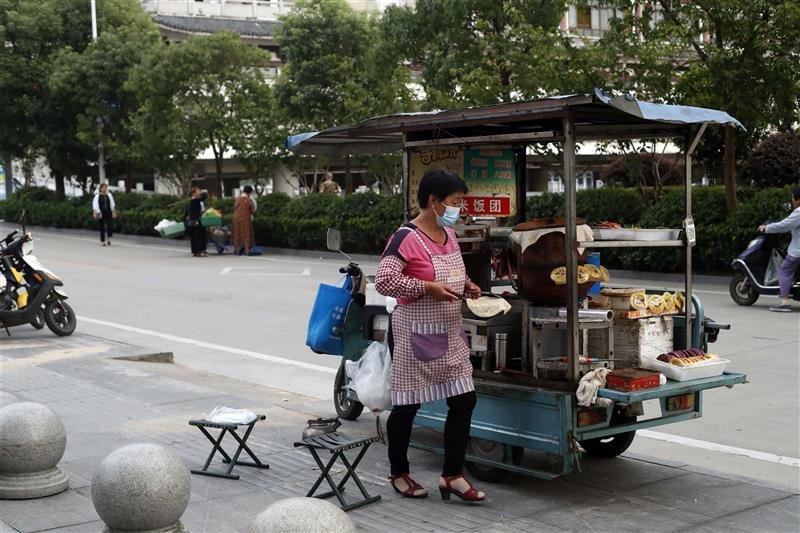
286;89;742;157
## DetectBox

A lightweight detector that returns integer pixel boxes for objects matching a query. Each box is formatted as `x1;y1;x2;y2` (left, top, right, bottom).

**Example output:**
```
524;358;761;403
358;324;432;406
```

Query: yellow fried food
646;294;664;314
599;266;610;282
673;291;684;312
584;264;601;280
550;266;566;285
662;292;674;312
577;268;591;284
629;291;647;310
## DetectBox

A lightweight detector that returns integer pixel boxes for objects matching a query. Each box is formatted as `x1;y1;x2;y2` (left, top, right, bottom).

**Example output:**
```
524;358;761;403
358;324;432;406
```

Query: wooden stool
294;432;381;511
189;415;268;480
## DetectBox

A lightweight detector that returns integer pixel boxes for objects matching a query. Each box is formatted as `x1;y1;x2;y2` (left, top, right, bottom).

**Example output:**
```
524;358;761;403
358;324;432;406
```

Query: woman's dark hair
417;168;468;208
243;185;253;194
793;186;800;201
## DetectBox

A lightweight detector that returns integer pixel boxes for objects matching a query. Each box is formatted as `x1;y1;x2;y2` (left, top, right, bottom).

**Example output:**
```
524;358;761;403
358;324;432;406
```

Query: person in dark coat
185;187;208;257
92;183;117;246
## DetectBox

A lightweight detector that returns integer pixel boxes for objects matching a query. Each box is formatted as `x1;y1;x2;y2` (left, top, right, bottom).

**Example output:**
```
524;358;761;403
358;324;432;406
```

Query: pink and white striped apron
390;227;474;405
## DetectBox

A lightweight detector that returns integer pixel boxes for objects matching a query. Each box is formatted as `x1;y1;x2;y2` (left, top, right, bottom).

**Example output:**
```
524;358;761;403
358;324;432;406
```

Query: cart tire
465;438;521;483
580;414;636;458
729;274;759;306
333;359;364;421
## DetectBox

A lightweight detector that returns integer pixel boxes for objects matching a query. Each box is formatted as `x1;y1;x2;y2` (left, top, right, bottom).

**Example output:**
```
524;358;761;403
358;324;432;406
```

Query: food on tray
629;290;647;310
646;294;664;314
597;220;622;228
656;349;719;366
550;264;610;285
673;291;684;312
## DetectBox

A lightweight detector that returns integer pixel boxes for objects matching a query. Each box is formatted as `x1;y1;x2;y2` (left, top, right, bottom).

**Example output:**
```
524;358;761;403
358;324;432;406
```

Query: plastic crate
158;222;185;238
201;215;223;228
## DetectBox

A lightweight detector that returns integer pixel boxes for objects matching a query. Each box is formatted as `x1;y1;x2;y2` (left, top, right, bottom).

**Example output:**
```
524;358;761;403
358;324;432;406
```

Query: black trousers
99;214;113;242
187;224;206;254
387;390;477;477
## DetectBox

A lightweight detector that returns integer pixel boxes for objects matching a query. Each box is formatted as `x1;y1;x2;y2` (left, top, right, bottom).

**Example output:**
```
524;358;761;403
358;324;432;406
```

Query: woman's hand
464;280;481;299
758;224;766;233
112;210;118;219
424;281;461;302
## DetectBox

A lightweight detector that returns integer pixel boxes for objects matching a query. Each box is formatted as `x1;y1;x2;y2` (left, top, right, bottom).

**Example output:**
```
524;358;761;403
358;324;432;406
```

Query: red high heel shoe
439;474;485;502
389;473;428;498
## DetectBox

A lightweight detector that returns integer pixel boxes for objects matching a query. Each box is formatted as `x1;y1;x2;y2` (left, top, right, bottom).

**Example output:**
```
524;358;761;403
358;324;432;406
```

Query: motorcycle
0;212;76;336
730;204;800;306
314;229;392;421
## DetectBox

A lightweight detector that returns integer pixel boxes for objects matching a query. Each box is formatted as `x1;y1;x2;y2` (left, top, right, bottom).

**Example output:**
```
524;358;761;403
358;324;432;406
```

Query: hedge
0;186;793;273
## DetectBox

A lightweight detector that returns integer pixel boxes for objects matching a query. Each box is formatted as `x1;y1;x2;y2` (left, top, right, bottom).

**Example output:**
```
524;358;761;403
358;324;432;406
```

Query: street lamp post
90;0;106;185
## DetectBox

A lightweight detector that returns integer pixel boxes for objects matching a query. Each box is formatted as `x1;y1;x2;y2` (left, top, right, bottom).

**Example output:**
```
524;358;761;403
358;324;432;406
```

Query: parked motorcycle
730;204;800;306
0;213;76;336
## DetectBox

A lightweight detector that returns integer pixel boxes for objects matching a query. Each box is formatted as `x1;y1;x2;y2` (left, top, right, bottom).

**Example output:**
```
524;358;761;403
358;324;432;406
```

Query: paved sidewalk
0;340;797;532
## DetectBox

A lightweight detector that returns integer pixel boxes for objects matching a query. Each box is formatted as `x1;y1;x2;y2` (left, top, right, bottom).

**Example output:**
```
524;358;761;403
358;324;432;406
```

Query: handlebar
3;230;18;245
704;320;731;331
339;262;361;276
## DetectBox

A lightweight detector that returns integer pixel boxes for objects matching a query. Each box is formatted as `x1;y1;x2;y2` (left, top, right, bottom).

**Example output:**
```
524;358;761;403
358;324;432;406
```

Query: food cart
289;89;747;481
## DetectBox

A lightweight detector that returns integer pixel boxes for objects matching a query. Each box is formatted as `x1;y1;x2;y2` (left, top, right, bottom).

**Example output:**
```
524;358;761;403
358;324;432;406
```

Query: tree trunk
54;169;65;199
214;156;224;197
345;155;352;194
3;156;13;199
125;161;134;193
724;125;737;211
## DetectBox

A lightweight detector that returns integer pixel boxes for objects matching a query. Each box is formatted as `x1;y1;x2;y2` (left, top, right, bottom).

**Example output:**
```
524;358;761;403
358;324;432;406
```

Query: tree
48;0;163;192
275;0;411;131
380;0;571;108
596;0;800;209
128;31;273;197
740;132;800;188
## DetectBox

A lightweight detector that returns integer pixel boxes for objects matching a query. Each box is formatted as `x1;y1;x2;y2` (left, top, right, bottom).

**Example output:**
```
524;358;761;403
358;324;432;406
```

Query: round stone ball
91;443;190;532
0;390;18;408
0;402;67;474
249;497;356;533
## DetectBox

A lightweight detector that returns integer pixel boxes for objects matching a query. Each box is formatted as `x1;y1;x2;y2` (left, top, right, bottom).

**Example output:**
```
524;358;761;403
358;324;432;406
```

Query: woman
185;187;208;257
758;185;800;312
92;183;117;246
374;168;485;502
232;185;256;255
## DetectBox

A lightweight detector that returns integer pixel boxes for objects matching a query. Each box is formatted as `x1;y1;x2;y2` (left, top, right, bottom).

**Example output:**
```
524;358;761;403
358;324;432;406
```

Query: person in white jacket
92;183;117;246
758;186;800;312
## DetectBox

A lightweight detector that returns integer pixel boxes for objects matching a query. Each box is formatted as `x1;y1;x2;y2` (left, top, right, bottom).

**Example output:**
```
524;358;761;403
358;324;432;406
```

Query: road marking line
219;267;233;275
218;266;312;276
78;316;337;375
638;430;800;467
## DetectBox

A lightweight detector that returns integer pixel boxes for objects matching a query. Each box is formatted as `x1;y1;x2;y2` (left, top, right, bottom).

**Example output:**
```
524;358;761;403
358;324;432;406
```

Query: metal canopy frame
287;90;741;387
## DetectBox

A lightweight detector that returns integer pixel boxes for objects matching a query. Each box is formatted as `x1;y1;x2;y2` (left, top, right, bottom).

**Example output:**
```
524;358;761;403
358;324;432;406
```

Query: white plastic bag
154;218;178;231
206;406;257;425
764;249;782;286
345;341;391;413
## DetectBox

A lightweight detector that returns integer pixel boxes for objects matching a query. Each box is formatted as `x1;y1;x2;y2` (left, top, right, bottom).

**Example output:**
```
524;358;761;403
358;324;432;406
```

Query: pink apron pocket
410;321;448;362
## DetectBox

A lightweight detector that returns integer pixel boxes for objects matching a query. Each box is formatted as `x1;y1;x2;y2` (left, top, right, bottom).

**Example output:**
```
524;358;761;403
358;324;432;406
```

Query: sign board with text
407;147;517;217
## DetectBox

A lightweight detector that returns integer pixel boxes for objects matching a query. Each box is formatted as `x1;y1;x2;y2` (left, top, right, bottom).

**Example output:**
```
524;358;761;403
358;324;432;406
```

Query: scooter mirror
326;228;342;252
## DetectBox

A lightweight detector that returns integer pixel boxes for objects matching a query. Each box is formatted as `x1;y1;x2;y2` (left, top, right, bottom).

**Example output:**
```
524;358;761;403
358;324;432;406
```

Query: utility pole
90;0;106;185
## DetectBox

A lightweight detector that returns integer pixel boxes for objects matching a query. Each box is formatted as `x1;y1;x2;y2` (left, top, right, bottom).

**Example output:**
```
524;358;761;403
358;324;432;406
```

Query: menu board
407;147;517;217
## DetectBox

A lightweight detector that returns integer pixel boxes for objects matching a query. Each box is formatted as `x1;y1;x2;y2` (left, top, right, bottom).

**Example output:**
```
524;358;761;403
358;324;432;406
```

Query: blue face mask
436;201;461;227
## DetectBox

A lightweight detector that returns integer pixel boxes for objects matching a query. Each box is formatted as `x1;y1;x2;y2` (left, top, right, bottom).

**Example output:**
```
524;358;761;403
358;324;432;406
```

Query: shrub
740;132;800;188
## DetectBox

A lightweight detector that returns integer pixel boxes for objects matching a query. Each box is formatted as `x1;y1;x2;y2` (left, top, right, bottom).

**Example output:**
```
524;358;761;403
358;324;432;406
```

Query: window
576;6;592;29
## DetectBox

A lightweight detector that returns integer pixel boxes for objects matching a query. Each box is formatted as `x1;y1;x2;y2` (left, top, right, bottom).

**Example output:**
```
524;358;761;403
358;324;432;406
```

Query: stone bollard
248;497;356;533
0;401;69;499
92;443;190;533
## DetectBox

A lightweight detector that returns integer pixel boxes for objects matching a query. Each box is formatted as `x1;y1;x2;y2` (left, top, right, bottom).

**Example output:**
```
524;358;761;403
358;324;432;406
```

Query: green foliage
739;132;800;188
275;0;411;130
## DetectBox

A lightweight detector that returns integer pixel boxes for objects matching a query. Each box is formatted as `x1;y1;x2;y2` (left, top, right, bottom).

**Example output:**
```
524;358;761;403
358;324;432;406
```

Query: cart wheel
333;359;364;421
465;438;523;483
729;274;759;306
580;413;636;458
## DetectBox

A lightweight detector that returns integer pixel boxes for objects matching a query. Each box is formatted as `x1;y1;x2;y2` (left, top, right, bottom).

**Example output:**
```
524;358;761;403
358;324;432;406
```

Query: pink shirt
375;224;460;304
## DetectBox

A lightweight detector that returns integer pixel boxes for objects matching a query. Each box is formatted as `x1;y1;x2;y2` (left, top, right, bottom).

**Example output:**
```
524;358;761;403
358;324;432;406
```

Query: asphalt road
5;224;799;493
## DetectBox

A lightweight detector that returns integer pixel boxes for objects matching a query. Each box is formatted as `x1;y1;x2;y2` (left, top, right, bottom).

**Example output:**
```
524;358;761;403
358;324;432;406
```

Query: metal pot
302;417;341;440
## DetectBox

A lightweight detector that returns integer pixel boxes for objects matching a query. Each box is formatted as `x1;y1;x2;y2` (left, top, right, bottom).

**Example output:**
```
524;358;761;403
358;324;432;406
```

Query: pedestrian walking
758;185;800;312
92;183;117;246
232;185;256;255
185;187;208;257
374;168;485;502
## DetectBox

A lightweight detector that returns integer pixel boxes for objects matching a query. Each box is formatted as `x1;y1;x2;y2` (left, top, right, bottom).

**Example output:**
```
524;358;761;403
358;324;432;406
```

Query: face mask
436;201;461;227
